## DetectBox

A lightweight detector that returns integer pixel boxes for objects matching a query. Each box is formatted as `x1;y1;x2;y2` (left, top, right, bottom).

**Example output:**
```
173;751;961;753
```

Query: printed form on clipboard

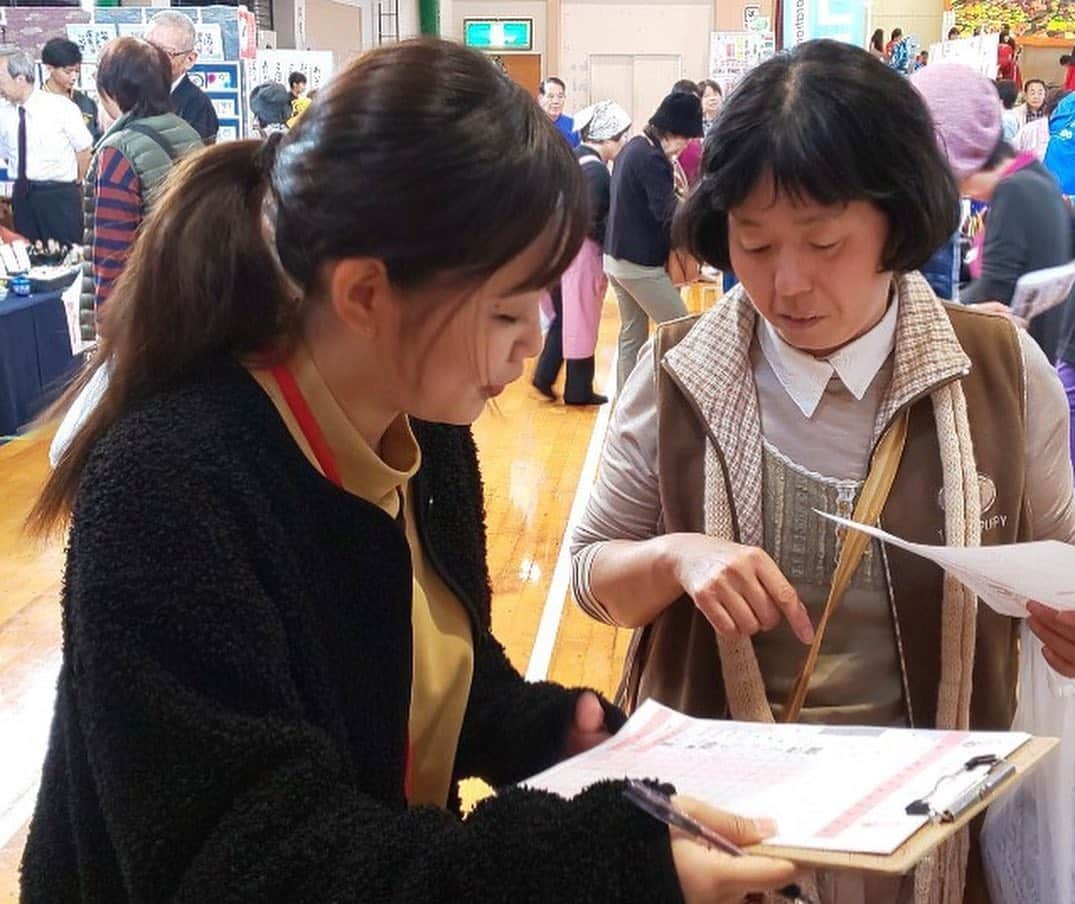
522;700;1033;857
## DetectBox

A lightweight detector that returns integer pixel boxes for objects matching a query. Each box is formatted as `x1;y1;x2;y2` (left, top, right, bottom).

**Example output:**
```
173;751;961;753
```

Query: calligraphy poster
194;25;224;62
65;24;118;63
244;49;333;94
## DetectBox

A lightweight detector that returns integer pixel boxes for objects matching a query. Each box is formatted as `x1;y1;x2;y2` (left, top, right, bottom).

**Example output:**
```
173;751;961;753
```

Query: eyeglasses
149;42;194;59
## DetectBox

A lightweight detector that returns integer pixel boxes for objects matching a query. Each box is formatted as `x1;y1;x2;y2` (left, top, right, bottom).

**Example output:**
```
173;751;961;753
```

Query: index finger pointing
754;554;814;644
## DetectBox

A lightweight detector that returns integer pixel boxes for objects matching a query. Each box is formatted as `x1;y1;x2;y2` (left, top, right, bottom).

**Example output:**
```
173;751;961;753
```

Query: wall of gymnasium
561;0;713;98
870;0;945;50
274;0;954;92
272;0;420;53
441;0;714;119
440;0;946;112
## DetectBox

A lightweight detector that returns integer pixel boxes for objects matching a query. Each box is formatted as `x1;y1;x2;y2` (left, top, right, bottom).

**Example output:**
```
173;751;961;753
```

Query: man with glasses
41;38;100;144
144;11;218;144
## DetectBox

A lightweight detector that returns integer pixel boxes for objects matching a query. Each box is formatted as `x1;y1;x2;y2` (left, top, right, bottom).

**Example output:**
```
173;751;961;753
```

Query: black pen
623;780;813;904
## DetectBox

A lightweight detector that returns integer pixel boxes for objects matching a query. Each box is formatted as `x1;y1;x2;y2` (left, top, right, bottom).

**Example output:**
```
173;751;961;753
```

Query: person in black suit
144;11;219;144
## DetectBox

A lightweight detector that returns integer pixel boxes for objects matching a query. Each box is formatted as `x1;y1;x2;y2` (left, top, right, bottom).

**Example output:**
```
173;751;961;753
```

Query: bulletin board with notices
189;62;244;141
709;31;776;97
64;8;246;142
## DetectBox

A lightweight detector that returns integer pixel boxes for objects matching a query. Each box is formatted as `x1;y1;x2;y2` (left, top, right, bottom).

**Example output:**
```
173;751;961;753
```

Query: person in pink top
672;79;704;186
564;101;632;404
533;101;632;405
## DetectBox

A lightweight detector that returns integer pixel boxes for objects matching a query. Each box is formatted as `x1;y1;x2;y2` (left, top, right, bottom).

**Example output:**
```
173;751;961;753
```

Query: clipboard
748;736;1058;874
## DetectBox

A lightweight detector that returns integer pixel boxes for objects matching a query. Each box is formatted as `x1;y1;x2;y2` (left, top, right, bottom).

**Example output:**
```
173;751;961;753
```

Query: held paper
522;700;1030;855
1010;262;1075;323
816;511;1075;617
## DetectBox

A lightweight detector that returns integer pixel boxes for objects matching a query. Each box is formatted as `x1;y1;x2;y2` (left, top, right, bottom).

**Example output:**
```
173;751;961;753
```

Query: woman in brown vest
571;40;1075;904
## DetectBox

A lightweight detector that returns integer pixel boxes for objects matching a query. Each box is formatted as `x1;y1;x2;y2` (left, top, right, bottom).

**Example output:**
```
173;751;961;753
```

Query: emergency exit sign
464;19;533;52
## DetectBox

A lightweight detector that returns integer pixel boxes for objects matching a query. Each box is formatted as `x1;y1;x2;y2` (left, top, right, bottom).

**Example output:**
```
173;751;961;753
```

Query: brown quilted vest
616;305;1030;904
619;304;1027;734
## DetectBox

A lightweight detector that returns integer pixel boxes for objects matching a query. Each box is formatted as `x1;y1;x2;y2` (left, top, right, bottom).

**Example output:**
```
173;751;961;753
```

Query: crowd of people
0;12;322;342
3;17;1074;904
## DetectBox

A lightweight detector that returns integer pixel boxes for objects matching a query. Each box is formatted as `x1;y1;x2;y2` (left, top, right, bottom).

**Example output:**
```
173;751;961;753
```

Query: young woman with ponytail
20;39;797;903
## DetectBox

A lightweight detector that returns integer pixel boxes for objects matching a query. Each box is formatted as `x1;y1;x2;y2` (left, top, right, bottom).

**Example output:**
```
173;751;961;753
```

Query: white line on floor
524;350;618;683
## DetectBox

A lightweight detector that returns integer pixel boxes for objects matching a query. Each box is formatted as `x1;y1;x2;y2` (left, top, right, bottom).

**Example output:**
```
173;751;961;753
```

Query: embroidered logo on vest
937;473;1006;533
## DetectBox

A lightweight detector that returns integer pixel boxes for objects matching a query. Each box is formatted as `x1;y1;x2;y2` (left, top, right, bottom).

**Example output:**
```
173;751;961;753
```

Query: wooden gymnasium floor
0;286;717;899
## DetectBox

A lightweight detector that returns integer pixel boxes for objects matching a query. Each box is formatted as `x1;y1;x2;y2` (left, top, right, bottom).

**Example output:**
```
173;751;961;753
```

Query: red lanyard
269;361;414;801
270;363;343;488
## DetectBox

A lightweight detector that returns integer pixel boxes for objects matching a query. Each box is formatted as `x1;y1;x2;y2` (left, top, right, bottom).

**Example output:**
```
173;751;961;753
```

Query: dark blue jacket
606;135;675;267
171;75;219;144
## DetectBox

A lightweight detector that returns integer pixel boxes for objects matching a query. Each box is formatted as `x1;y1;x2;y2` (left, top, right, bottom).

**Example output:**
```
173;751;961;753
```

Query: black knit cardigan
19;358;682;903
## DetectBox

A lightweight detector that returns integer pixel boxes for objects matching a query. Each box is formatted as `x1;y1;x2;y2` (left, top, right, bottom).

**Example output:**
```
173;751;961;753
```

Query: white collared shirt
0;90;92;183
757;298;900;419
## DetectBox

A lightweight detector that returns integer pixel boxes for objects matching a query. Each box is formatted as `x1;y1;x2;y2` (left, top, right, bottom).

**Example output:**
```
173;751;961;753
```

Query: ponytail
29;139;290;536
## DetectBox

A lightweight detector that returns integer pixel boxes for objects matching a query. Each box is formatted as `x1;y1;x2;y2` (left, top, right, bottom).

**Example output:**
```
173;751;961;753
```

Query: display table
0;289;76;437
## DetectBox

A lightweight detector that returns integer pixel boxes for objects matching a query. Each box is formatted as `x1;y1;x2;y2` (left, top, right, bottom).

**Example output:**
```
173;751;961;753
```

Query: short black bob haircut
42;38;82;68
677;40;959;275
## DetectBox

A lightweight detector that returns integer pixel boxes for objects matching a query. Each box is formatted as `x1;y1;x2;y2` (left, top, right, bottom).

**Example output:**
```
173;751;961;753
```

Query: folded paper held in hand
522;700;1056;874
1009;262;1075;322
815;510;1075;618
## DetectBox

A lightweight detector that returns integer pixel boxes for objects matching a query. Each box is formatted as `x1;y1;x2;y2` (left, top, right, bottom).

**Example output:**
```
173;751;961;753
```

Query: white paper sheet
523;700;1031;855
1010;262;1075;322
816;511;1075;617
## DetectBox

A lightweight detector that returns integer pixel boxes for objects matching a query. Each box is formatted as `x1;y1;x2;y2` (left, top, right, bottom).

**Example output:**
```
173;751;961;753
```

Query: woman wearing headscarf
534;100;631;405
916;63;1074;361
569;102;632;403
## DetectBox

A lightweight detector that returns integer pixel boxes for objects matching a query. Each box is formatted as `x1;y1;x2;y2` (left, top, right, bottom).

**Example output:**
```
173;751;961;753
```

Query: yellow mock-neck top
248;341;474;807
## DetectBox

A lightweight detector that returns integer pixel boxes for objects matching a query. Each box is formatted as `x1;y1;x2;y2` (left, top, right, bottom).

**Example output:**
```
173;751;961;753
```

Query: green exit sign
463;19;533;52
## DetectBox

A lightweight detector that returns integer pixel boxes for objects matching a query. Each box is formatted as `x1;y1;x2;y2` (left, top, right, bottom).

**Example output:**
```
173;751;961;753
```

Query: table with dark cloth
0;289;76;437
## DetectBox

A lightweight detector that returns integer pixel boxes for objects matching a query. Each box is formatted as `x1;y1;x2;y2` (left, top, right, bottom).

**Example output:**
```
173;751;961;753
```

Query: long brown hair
30;38;587;536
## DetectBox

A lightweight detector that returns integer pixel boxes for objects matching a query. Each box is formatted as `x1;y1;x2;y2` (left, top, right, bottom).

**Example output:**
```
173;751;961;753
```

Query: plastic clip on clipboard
905;755;1018;824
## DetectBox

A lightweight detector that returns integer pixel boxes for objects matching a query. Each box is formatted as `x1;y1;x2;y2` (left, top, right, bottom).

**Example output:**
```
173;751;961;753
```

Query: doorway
588;53;683;132
492;53;542;97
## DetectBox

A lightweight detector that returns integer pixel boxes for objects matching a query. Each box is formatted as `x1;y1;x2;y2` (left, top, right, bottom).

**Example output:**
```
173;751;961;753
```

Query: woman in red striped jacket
80;37;202;340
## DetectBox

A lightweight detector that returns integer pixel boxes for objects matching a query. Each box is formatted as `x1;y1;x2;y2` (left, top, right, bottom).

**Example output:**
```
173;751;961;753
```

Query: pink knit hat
910;63;1004;182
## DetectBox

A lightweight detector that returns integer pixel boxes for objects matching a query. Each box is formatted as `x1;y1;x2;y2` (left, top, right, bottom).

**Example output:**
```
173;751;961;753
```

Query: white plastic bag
49;360;109;467
981;623;1075;903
